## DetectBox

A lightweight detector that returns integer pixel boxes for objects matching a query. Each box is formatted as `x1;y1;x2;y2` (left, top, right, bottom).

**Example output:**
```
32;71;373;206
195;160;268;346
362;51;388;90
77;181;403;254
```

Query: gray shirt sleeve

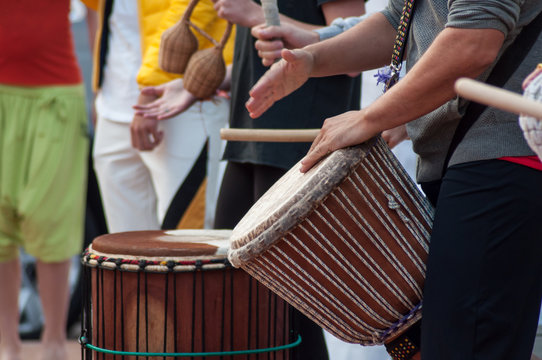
380;0;403;30
446;0;522;36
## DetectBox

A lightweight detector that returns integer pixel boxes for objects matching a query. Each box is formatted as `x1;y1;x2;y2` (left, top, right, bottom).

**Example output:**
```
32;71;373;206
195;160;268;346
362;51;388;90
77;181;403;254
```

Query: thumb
281;48;305;63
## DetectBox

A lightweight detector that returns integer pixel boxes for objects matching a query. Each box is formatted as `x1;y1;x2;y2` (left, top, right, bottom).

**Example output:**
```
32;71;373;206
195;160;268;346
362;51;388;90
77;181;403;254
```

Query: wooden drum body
228;137;434;345
81;230;295;360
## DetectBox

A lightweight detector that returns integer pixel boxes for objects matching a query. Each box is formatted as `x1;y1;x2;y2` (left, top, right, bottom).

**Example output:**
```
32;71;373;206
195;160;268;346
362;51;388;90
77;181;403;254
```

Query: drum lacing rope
79;334;302;357
379;302;422;342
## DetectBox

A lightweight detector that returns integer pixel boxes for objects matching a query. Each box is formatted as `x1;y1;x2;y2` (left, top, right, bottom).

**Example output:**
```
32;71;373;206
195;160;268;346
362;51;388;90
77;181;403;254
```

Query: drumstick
261;0;280;26
220;128;319;142
455;77;542;119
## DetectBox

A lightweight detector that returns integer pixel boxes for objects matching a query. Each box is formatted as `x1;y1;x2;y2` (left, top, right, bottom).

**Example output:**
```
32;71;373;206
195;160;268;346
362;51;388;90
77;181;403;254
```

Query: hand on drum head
246;48;313;118
300;109;378;172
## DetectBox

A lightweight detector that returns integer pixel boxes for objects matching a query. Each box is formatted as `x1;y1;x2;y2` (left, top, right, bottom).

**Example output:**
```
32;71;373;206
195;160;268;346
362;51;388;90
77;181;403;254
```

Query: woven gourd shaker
183;22;233;99
158;0;200;74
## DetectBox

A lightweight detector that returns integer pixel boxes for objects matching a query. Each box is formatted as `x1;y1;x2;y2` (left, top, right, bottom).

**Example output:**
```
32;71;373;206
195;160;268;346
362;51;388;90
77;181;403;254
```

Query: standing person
0;1;90;360
83;0;234;232
209;0;365;359
246;1;542;359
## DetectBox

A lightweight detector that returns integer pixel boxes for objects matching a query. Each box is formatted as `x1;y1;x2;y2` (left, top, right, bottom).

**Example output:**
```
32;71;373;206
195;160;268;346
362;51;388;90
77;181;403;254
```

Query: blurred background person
83;0;234;233
0;1;91;359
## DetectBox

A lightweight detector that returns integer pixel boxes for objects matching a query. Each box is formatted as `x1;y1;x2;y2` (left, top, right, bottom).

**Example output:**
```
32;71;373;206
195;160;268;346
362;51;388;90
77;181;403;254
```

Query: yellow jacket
83;0;235;90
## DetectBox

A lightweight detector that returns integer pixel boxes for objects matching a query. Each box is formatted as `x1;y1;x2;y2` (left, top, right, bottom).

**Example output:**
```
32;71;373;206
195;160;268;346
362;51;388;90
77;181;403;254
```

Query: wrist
248;4;265;27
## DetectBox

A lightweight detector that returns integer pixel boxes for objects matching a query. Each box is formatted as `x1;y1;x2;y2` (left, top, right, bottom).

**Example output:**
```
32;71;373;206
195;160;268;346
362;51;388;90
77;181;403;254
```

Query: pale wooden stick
220;128;319;142
261;0;280;26
455;78;542;119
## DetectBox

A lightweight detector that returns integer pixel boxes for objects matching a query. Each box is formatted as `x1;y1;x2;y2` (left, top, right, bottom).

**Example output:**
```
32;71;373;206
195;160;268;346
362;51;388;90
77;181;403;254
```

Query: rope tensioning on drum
82;249;231;272
78;334;302;357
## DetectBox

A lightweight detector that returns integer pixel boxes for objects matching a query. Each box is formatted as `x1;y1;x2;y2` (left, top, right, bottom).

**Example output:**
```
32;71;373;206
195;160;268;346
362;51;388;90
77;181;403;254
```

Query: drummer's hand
246;48;313;118
382;124;409;149
523;64;542;90
300;110;378;173
252;24;320;67
133;79;197;121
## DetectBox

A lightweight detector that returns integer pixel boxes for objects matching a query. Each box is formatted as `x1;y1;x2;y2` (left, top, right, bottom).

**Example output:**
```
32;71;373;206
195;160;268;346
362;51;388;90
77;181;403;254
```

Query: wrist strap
385;320;421;360
384;0;416;91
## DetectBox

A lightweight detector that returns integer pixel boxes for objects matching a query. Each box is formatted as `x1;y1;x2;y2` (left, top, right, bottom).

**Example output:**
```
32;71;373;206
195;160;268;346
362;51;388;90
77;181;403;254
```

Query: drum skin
82;230;292;360
228;137;434;345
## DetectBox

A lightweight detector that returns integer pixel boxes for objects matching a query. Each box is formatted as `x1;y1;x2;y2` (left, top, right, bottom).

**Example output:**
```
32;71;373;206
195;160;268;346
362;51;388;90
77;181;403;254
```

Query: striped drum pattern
229;137;434;345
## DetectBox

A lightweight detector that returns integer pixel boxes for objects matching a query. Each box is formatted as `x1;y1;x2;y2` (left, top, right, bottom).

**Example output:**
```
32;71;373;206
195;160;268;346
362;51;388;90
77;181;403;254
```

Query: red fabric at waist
500;156;542;171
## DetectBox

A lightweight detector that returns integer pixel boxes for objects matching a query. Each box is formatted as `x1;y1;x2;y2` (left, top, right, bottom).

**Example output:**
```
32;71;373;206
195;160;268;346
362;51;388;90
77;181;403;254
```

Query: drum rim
82;244;232;272
228;137;380;267
82;229;234;273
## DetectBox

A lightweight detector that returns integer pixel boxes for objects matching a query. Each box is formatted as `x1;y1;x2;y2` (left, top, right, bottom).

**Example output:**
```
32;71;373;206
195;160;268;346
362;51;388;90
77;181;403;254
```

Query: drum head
90;229;232;261
229;138;378;266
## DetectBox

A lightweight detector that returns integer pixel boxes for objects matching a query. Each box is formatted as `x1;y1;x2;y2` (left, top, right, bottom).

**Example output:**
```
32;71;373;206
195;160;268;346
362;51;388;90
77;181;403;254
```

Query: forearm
308;12;396;77
362;27;505;134
247;0;365;30
85;7;98;55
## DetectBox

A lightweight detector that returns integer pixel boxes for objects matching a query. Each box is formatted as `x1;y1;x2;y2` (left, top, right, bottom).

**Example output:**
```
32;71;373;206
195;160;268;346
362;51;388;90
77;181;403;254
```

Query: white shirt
95;0;141;123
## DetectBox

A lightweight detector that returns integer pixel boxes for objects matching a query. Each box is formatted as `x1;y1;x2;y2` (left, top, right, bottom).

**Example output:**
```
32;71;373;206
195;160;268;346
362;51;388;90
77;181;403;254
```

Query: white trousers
93;97;228;233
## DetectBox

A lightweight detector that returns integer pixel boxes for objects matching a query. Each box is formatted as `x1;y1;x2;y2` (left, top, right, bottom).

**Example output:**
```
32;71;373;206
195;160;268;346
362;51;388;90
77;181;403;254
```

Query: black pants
420;160;542;360
214;161;329;360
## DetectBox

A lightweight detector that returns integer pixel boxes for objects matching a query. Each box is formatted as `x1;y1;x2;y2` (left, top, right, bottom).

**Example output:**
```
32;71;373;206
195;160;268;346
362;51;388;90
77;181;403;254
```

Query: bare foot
39;342;67;360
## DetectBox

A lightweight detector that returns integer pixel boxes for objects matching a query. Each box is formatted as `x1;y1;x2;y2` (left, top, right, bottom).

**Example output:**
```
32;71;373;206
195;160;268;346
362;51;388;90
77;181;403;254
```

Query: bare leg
36;259;70;360
0;258;22;360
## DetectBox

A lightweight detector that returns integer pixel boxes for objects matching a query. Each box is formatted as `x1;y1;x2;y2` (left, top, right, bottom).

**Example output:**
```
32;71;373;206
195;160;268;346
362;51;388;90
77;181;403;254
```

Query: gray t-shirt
382;0;542;182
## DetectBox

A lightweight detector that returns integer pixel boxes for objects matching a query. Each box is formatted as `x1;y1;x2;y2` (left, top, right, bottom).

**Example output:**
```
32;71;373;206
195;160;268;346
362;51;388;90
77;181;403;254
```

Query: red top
0;0;81;86
500;156;542;171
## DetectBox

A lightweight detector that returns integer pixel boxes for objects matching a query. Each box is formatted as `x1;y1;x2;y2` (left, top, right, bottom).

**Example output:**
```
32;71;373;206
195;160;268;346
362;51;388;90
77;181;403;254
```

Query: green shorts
0;84;89;263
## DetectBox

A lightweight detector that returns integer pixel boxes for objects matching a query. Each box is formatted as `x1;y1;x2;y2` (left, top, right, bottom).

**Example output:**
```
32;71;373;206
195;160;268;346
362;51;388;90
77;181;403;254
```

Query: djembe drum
228;136;434;345
80;230;298;360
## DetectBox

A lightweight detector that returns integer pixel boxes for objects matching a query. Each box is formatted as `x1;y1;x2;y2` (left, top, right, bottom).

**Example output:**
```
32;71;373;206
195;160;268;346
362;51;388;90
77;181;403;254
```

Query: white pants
93;97;228;233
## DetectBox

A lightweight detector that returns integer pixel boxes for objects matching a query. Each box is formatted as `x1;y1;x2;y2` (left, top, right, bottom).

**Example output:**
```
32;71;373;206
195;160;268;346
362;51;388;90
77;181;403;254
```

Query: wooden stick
454;78;542;119
220;128;319;142
261;0;280;26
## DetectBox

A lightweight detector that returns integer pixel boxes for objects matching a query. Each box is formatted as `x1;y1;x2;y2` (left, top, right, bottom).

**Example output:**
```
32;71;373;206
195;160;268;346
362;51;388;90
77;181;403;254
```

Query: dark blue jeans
421;160;542;360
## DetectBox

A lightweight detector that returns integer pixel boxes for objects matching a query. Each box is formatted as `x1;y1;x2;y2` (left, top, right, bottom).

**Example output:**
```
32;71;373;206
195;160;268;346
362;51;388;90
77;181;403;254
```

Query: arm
251;14;366;67
212;0;365;30
299;27;505;172
246;12;396;117
85;6;99;125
